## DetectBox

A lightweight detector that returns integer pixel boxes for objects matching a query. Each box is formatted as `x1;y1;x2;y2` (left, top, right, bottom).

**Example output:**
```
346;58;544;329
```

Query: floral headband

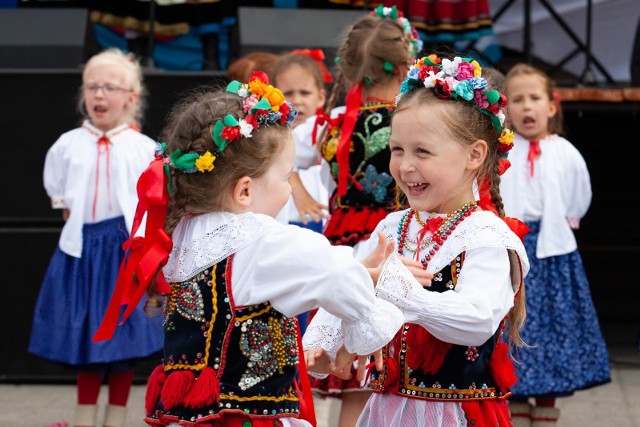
398;54;514;157
159;71;298;179
372;5;423;59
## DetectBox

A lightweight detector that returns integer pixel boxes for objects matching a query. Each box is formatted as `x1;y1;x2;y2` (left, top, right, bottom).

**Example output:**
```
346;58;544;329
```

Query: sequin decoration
238;317;299;390
175;280;206;322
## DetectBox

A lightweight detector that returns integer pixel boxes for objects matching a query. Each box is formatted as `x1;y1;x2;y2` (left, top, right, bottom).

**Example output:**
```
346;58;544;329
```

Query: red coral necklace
397;202;478;268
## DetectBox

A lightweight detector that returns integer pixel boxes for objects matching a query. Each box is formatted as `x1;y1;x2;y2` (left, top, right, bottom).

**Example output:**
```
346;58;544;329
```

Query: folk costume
303;209;530;426
143;212;404;427
500;133;611;398
29;121;162;367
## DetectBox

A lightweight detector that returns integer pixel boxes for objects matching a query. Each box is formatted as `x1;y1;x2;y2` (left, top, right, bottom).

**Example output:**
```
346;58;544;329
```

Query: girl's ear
548;98;558;118
127;90;140;109
231;176;253;210
468;139;488;170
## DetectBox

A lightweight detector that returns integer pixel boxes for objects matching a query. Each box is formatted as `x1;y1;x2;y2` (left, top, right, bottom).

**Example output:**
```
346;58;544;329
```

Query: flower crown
398;54;514;156
372;5;423;59
159;72;298;178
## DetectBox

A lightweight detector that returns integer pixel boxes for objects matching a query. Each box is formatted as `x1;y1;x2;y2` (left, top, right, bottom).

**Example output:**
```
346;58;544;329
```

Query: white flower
497;111;506;126
238;87;249;98
422;70;444;88
441;57;462;77
382;7;392;16
238;119;253;138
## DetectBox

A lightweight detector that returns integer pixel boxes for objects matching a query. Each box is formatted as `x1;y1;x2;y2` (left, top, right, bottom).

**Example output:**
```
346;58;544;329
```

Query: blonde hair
79;48;147;126
395;88;526;347
505;63;564;136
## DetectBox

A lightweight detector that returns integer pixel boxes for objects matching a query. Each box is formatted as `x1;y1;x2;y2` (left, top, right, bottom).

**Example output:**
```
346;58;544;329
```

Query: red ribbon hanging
93;157;173;342
336;84;362;196
527;140;541;177
311;107;342;146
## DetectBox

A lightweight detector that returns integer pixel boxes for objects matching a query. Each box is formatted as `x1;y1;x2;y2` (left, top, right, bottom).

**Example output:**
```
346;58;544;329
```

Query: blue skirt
510;221;611;398
29;216;163;367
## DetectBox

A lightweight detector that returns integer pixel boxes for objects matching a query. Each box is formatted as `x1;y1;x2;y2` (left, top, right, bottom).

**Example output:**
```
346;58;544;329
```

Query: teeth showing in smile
407;183;424;187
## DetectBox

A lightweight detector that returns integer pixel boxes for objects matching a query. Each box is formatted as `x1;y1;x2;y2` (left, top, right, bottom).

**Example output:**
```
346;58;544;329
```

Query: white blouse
43;121;156;258
162;211;404;357
499;133;592;258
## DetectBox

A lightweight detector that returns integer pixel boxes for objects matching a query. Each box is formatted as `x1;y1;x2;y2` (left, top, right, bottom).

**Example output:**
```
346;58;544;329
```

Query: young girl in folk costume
500;63;610;427
271;49;332;235
29;48;163;427
305;53;531;427
309;7;422;425
92;72;408;427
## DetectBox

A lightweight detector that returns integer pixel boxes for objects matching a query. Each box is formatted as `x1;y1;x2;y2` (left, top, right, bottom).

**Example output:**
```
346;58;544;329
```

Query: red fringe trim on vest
184;367;220;409
145;365;166;416
161;370;194;410
324;207;390;246
405;324;453;374
461;399;512;427
489;341;517;392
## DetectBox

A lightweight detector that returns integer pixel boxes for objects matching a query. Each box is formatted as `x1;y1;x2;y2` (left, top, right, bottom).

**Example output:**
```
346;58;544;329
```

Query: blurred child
29;48;163;427
226;50;280;82
305;52;531;427
92;72;409;427
501;63;611;427
308;6;423;426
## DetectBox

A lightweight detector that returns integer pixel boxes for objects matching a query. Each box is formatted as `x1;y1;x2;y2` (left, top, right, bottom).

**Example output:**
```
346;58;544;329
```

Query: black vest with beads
149;255;302;424
369;253;510;402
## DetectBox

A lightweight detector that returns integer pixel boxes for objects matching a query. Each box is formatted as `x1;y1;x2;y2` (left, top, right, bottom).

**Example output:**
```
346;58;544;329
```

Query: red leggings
77;370;134;406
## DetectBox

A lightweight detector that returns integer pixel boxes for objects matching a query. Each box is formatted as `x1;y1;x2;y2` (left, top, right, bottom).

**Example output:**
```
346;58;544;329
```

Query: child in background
226;50;280;82
304;53;530;427
308;6;423;426
271;49;333;337
29;48;163;427
93;73;410;427
500;63;611;427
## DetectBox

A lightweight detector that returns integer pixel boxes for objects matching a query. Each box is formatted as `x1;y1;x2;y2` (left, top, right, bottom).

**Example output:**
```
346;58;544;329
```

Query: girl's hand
364;232;433;287
290;172;328;224
304;348;334;374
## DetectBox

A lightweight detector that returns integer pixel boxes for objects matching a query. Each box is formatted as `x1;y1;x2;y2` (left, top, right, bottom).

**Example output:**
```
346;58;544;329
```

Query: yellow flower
471;60;482;77
195;151;216;173
499;129;514;145
322;134;339;161
264;86;285;111
249;79;267;98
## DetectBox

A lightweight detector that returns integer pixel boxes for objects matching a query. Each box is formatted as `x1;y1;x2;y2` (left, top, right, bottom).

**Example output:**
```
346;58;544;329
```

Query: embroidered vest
150;256;302;424
370;253;510;402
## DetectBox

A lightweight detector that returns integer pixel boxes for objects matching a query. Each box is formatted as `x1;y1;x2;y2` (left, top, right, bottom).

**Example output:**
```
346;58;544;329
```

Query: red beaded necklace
397;202;478;268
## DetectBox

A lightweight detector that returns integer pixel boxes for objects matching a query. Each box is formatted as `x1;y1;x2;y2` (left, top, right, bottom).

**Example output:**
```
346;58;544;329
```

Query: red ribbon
93;157;173;342
527;140;541;177
336;84;362;196
312;107;342;146
292;48;333;83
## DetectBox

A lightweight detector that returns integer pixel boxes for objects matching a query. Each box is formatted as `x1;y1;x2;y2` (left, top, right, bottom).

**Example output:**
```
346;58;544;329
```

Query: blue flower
359;164;393;203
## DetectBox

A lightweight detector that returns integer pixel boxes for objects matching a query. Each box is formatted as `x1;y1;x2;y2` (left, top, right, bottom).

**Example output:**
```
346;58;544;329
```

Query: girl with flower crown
303;53;531;427
29;48;163;427
500;63;610;427
91;72;430;427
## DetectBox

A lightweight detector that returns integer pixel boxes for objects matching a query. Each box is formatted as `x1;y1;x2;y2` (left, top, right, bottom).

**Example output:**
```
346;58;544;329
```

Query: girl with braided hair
304;53;531;426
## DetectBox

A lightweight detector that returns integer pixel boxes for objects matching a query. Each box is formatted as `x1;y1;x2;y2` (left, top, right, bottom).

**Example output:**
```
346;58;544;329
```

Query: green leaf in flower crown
212;120;228;152
226;80;242;93
251;98;271;113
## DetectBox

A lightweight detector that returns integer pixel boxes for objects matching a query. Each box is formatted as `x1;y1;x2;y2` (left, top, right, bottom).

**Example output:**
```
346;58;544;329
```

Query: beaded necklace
397;202;478;268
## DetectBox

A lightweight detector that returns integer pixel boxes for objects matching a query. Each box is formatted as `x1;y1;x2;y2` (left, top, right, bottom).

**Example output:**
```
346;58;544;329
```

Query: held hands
363;232;433;287
304;347;384;382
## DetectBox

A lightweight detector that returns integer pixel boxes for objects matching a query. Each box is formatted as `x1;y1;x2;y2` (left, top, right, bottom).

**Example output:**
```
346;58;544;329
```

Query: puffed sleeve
232;224;403;356
43;135;69;209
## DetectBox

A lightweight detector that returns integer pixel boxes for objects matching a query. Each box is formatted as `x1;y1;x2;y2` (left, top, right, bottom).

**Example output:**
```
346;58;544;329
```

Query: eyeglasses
83;83;132;96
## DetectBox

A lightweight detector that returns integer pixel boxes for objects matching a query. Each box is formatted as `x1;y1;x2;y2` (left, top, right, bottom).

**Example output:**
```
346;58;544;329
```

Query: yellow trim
236;305;272;321
220;391;299;403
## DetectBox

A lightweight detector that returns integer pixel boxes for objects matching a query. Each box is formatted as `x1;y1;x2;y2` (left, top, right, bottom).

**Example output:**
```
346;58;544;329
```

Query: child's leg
531;398;559;426
104;369;134;427
338;390;371;427
509;398;532;427
76;371;101;427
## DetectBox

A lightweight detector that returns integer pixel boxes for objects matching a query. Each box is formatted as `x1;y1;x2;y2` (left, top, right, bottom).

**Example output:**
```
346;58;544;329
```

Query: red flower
433;80;451;99
221;126;240;141
248;71;269;85
418;65;439;81
279;102;291;123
